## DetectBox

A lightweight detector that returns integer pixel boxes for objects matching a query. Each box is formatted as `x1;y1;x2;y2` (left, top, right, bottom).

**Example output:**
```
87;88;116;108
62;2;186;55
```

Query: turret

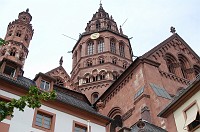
0;9;34;77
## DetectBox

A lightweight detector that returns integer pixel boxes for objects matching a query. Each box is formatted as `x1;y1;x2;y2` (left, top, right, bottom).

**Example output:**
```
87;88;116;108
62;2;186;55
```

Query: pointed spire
59;56;63;66
99;0;104;10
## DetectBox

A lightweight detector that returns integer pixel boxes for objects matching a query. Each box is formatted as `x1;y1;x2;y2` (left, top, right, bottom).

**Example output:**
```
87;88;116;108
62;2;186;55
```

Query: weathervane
170;26;176;34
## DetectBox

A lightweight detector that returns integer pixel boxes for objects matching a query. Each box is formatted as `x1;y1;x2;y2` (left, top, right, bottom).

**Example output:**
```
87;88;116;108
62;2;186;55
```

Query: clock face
90;33;100;40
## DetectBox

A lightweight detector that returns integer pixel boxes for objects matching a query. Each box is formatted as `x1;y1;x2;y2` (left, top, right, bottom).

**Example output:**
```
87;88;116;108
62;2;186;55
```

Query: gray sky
1;0;200;79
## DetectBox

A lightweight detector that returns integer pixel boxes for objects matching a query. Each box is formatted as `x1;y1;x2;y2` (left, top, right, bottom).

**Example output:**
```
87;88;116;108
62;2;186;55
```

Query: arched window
16;30;21;37
55;77;64;86
100;74;105;80
194;65;200;76
108;107;123;132
119;43;125;57
91;92;99;103
113;72;118;80
98;39;104;53
86;77;90;83
87;60;92;67
178;54;190;79
110;39;116;53
96;20;101;30
123;62;127;69
87;41;94;55
110;115;123;132
112;58;117;65
92;76;98;82
165;53;177;74
99;57;105;64
24;34;29;42
179;59;187;78
10;48;17;56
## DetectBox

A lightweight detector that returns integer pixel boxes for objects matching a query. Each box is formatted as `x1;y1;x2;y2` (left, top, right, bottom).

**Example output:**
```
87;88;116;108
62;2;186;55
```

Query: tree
0;86;56;121
0;38;6;46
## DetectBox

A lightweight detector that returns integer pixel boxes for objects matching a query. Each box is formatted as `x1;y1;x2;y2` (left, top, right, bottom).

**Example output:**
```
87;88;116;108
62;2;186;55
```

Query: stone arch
108;107;123;132
99;69;107;80
178;54;191;79
86;40;94;55
111;56;118;65
193;65;200;76
110;37;117;53
164;53;178;74
98;55;105;64
54;76;65;87
97;37;104;53
86;58;93;67
112;71;119;80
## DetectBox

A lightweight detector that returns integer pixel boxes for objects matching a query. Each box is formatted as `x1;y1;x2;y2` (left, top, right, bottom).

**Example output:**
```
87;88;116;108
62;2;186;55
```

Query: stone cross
170;26;176;34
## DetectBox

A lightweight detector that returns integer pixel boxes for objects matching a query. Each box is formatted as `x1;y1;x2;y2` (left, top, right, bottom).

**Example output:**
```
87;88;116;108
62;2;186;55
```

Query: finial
59;56;63;66
170;26;176;34
120;25;123;34
100;0;102;7
26;8;29;13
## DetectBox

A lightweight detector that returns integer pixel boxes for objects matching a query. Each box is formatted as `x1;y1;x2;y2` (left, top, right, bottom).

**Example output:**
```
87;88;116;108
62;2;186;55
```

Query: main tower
0;9;34;78
71;4;133;103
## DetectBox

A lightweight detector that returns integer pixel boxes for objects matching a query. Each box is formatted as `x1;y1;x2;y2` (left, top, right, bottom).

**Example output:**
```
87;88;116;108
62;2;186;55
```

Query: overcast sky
1;0;200;79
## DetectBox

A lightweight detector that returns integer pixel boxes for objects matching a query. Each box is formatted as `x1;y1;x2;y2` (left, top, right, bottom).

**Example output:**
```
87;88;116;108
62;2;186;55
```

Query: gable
45;66;75;90
142;33;200;79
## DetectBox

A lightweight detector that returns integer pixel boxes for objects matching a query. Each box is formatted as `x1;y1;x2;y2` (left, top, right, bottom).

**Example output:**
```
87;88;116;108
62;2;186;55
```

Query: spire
59;56;63;66
99;0;103;10
100;0;102;8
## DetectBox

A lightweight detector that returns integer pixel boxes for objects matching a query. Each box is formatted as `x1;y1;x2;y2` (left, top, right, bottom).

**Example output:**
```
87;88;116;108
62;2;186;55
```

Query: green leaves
0;38;6;46
0;86;56;121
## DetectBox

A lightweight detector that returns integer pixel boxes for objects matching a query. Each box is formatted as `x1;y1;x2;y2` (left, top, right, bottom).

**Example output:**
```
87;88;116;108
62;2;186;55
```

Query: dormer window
40;80;50;91
3;65;16;77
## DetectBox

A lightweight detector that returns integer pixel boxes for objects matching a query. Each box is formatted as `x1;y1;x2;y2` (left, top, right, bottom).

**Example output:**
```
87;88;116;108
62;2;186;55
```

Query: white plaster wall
0;89;106;132
173;90;200;132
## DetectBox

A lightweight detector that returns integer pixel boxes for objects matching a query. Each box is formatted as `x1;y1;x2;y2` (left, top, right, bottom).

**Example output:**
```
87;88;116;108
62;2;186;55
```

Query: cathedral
0;3;200;132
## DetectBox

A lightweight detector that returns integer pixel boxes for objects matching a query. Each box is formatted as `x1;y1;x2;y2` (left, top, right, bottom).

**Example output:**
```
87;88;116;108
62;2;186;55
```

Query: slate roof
0;73;35;89
131;120;167;132
0;73;111;121
55;87;110;120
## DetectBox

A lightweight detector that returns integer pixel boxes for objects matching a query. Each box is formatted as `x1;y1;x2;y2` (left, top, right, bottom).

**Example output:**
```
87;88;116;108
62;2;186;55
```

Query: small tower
0;9;34;77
